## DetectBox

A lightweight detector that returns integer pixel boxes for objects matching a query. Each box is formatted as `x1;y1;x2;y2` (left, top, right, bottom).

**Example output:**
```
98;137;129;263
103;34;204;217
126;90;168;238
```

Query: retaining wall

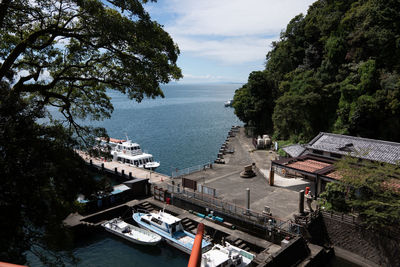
320;211;400;266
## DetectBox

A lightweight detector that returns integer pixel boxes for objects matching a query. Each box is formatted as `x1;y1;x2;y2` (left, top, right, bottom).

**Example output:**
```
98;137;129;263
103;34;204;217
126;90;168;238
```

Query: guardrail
320;210;358;224
163;183;302;235
171;162;213;178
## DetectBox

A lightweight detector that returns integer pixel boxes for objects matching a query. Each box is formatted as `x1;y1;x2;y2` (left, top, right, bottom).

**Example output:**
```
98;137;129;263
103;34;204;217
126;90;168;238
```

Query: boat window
134;160;138;166
141;218;150;224
151;217;162;225
139;160;143;165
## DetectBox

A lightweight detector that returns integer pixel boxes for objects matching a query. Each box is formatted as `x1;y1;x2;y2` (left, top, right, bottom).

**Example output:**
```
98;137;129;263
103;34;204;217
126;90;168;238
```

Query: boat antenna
125;132;129;141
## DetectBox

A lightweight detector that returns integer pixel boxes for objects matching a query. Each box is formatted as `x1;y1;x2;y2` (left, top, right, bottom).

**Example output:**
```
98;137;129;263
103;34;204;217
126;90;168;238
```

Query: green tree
320;157;400;230
234;0;400;142
233;71;277;134
0;0;181;265
0;0;181;135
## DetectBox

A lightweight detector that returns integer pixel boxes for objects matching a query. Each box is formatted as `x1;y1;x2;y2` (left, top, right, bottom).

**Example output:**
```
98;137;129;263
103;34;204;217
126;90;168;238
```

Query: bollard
114;167;118;174
101;163;104;171
129;172;132;179
121;169;124;176
299;190;305;214
269;168;275;186
246;188;250;213
90;159;93;165
264;206;271;215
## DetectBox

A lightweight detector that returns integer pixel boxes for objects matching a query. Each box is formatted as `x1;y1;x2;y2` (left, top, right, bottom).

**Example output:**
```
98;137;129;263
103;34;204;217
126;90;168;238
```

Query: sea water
94;83;243;175
27;83;242;266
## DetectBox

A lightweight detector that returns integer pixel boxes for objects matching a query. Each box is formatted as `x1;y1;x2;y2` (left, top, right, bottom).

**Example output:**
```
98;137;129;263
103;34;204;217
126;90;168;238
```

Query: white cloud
148;0;315;65
146;0;315;82
164;0;314;37
176;36;278;64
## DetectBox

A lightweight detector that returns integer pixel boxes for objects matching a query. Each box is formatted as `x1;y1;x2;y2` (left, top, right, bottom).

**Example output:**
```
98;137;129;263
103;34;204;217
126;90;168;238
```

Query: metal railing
164;183;302;235
320;210;358;224
171;162;213;178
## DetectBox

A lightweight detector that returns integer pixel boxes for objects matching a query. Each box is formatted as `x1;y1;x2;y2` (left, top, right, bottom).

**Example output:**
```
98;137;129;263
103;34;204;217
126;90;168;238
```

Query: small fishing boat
201;242;254;267
102;218;162;246
133;209;212;254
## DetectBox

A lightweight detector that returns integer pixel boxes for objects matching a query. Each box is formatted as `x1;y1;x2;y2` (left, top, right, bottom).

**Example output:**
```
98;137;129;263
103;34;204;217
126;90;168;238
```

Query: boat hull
133;212;211;254
103;227;161;246
102;219;162;246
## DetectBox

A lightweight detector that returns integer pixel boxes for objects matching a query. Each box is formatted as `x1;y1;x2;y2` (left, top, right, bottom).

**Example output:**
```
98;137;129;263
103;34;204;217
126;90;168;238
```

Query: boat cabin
140;211;184;237
115;141;143;155
116;155;155;167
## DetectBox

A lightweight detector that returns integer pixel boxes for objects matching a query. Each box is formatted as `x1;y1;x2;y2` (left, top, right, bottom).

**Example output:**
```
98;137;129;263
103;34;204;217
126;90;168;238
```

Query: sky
145;0;316;84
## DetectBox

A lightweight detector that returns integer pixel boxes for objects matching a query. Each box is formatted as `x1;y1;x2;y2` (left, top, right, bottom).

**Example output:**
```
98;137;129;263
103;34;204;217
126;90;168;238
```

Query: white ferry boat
102;218;162;246
100;137;160;170
201;242;254;267
224;99;233;107
132;210;212;254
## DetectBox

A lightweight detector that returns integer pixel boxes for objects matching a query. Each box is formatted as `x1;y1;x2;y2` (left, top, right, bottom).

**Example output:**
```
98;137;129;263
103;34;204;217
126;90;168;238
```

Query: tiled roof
325;170;342;180
307;132;400;165
286;159;331;173
282;144;307;158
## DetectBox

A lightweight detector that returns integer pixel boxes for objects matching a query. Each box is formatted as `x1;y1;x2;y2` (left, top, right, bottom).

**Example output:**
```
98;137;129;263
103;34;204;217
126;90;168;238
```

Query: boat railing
132;207;151;214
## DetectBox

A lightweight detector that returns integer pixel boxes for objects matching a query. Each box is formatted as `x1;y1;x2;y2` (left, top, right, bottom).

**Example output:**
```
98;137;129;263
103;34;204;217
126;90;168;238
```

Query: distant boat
133;209;212;254
224;99;233;107
99;136;160;170
201;242;254;267
102;218;162;246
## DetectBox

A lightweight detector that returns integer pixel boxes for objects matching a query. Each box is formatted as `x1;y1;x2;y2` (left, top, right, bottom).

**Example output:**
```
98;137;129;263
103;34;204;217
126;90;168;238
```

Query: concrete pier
160;127;310;220
77;150;170;184
65;127;328;266
65;196;323;266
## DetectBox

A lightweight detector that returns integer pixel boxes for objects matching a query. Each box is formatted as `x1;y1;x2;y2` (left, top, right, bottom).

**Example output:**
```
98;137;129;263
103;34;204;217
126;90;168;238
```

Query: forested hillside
233;0;400;142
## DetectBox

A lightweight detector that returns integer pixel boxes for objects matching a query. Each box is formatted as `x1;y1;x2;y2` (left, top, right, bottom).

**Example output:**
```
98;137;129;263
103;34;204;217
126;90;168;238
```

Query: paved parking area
166;128;314;220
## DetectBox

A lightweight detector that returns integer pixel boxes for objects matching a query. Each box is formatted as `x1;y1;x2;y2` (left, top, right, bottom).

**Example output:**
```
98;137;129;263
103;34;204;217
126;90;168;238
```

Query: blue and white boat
133;209;212;254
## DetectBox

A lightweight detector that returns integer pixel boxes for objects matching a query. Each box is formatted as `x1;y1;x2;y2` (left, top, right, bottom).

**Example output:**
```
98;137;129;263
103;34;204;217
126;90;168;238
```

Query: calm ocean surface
28;83;242;266
96;83;243;175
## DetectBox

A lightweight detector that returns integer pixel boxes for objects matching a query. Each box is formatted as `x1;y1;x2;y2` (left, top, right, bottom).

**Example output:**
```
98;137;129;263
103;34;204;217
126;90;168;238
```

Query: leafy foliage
320;157;400;229
233;71;277;133
0;0;181;265
233;0;400;142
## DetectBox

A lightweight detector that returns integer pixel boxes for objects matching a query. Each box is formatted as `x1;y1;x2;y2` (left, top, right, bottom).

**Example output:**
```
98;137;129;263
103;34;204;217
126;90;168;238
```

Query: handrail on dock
171;162;213;178
158;183;302;236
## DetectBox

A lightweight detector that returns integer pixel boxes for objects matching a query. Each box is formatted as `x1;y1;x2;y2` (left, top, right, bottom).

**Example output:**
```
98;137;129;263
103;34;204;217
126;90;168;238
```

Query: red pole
0;262;27;267
187;223;205;267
